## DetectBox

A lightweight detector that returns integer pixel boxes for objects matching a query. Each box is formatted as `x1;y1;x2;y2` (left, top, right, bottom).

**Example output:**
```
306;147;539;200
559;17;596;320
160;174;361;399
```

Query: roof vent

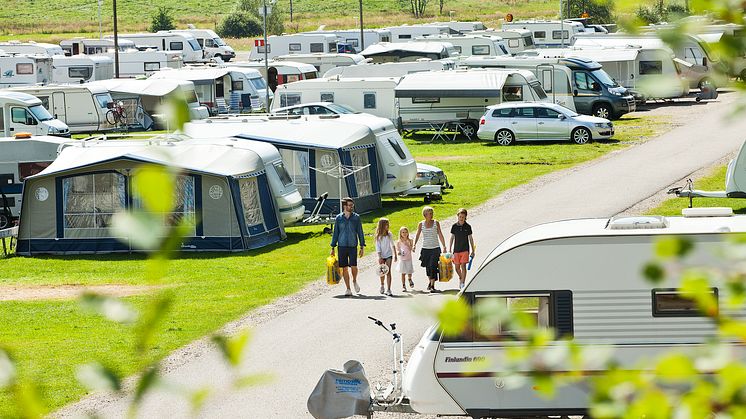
682;207;733;217
607;215;668;230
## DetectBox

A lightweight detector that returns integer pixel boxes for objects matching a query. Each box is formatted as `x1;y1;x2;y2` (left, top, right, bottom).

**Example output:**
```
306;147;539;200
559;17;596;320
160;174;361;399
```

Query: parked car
477;102;613;145
271;102;360;116
415;162;451;189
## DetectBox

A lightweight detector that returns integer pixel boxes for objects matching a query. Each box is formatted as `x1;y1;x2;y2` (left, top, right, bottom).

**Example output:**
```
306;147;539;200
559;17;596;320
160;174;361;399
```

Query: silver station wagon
477;102;614;145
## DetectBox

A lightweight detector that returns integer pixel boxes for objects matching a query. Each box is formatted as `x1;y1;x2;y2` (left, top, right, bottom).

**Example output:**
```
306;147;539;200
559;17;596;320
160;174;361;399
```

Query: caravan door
52;92;66;122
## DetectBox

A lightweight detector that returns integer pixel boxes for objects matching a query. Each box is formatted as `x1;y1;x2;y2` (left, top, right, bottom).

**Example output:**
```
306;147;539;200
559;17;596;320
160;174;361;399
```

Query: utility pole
97;0;103;39
263;0;270;109
113;0;120;78
290;0;293;23
359;0;364;50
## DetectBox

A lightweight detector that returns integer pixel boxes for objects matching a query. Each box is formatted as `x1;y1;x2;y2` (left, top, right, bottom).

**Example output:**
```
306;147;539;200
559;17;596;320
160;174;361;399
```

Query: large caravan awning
149;67;232;82
395;70;509;98
89;78;189;96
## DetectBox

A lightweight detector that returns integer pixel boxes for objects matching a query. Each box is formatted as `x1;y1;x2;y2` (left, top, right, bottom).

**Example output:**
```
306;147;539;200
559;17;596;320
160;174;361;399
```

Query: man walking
330;197;366;296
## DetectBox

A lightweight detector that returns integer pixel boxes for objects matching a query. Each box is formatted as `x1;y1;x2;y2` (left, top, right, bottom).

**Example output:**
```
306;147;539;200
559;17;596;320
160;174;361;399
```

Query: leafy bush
218;11;263;38
636;5;663;24
235;0;284;35
569;0;614;24
149;6;175;32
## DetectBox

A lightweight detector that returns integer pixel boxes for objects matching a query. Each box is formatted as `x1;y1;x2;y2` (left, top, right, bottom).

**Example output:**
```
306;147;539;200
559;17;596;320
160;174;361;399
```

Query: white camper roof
231;60;317;74
88;78;195;96
148;67;231;81
534;47;640;62
275;53;367;64
0;91;43;105
361;41;453;55
573;35;671;50
395;69;517;97
35;141;264;178
7;83;109;95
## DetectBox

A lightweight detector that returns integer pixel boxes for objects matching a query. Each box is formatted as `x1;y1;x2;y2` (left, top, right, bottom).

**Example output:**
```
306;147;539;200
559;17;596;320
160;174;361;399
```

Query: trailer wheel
494;129;515;146
459;122;478;140
0;213;9;230
592;103;612;120
698;77;714;90
571;127;592;144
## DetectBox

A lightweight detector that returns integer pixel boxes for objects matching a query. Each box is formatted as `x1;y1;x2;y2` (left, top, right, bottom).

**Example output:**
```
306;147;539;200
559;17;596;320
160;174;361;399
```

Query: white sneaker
380;286;385;294
353;281;360;294
459;282;465;290
345;289;353;297
386;289;393;296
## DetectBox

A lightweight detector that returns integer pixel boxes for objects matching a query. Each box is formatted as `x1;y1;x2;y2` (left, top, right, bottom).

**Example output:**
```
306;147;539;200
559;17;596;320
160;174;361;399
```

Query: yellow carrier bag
326;255;342;285
438;253;454;282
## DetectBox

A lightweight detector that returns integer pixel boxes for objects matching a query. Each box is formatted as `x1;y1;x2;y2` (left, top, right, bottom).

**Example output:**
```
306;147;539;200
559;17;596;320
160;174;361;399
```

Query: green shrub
150;6;176;32
569;0;615;24
218;11;263;38
636;5;662;24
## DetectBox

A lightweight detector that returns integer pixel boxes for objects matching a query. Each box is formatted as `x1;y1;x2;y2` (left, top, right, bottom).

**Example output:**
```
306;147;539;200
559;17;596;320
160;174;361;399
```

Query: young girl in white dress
375;218;397;296
396;226;415;292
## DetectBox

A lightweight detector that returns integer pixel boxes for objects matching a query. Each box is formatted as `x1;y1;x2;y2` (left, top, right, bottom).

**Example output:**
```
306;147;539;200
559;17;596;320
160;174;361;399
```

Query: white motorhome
323;59;455;78
248;34;341;60
110;32;204;63
60;37;139;55
229;60;318;92
275;53;367;75
0;53;53;87
385;24;450;42
415;34;510;57
395;69;549;138
271;77;401;122
502;20;585;48
572;34;721;89
423;21;487;34
361;41;459;63
403;213;746;418
171;28;235;61
7;84;114;133
472;29;535;54
51;55;114;83
301;29;392;52
0;134;71;228
59;38;183;77
528;46;690;101
0;92;70;137
0;41;65;56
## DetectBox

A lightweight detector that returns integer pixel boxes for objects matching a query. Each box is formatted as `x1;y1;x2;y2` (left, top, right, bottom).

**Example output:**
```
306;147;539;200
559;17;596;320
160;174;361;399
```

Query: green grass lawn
647;165;746;216
0;114;667;415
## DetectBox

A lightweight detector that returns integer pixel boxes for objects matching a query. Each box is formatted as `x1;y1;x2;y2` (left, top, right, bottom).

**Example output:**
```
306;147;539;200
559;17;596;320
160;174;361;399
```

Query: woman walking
413;206;446;293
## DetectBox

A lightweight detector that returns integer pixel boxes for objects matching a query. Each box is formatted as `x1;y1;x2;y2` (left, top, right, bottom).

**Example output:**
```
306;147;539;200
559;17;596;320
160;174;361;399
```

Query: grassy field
647;165;746;216
0;114;668;415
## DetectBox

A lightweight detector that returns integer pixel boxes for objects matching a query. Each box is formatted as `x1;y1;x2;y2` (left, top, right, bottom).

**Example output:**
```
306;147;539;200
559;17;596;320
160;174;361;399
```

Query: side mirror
703;57;708;67
591;82;601;91
558;114;566;120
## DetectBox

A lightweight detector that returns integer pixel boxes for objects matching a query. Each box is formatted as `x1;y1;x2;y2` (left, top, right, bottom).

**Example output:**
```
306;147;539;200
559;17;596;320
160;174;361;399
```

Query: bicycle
105;101;127;127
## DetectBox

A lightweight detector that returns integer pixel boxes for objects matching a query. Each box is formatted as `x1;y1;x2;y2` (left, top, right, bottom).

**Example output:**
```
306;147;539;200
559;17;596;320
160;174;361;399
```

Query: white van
0;92;70;137
472;29;535;54
0;53;53;87
171;28;235;61
502;20;585;48
110;32;204;63
248;34;341;60
414;34;510;57
0;41;65;56
51;55;114;83
7;84;114;133
275;53;367;75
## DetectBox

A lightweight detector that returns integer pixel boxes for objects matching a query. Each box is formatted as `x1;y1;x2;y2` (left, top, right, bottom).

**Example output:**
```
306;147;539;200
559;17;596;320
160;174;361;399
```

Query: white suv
477;102;614;145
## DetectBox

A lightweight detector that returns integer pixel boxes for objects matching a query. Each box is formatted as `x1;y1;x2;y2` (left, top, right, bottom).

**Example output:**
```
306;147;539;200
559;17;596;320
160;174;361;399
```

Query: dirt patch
0;284;157;302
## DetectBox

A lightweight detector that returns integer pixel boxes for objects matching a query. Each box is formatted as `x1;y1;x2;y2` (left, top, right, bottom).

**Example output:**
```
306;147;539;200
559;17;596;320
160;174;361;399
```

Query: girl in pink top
396;226;415;292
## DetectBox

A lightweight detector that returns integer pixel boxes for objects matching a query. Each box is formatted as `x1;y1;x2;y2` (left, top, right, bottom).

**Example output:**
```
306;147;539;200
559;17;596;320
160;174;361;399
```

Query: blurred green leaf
718;363;746;402
655;353;697;382
133;165;176;214
680;271;718;317
76;362;122;392
234;372;274;388
720;319;746;341
212;331;251;367
80;293;139;324
626;389;671;419
112;211;167;250
189;387;211;413
0;348;16;388
132;364;159;408
436;298;471;337
642;261;665;284
13;379;46;419
136;291;174;354
656;236;694;259
726;276;746;307
532;373;556;398
158;95;191;132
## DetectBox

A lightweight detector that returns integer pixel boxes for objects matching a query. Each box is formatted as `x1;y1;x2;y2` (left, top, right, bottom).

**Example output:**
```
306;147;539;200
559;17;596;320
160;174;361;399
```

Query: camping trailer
0;92;70;137
183;117;383;214
423;21;487;34
361;42;458;63
471;29;535;55
402;213;746;417
323;59;455;78
7;84;115;133
248;34;341;60
59;38;184;77
16;139;286;255
275;53;367;75
51;55;114;83
229;60;318;93
414;34;510;57
109;32;204;63
0;41;65;56
300;29;392;52
384;25;450;41
0;134;71;228
502;20;585;48
60;37;139;55
0;53;53;87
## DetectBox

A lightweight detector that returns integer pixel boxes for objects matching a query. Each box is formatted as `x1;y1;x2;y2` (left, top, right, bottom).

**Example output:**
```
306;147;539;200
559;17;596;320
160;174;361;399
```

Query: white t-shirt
376;232;394;259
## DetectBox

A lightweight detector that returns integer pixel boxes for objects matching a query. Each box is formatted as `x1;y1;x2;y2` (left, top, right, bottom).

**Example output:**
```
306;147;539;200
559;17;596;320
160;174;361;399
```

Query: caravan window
652;288;718;317
363;92;376;109
144;62;160;72
508;39;520;48
350;149;373;196
540;69;553;92
684;47;704;66
503;86;524;102
273;162;294;187
16;63;33;75
249;77;267;90
472;45;490;55
257;44;271;53
328;42;336;52
552;30;569;40
453;46;463;53
69;66;93;80
320;92;334;103
38;96;51;110
289;43;302;52
94;94;112;109
346;38;359;48
474;294;551;341
524;36;534;47
232;80;244;91
533;31;546;39
530;82;547;99
412;97;440;104
239;177;265;229
62;172;126;232
279;93;302;107
279;149;311;198
310;43;324;53
387;138;407;160
18;162;51;181
169;41;184;50
640;61;663;75
381;35;391;42
398;34;412;40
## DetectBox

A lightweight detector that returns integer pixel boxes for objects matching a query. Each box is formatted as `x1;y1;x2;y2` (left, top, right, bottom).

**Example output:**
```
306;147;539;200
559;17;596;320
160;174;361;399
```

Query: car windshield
188;39;201;51
560;107;580;117
591;69;618;88
213;37;226;46
326;103;358;114
29;104;54;121
249;77;267;89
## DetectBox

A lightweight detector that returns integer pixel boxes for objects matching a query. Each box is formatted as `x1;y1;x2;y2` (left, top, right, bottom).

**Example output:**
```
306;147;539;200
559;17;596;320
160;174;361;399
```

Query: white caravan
385;24;449;42
572;34;720;89
395;69;548;138
414;34;510;57
323;59;455;78
248;34;341;60
229;60;318;92
0;53;52;87
59;38;183;77
423;21;487;34
0;41;65;56
403;213;746;417
301;29;392;52
7;84;114;133
0;92;70;137
0;134;71;228
271;77;401;122
171;28;235;61
361;41;458;63
472;29;535;54
502;20;584;48
51;55;114;83
110;32;204;63
527;46;690;101
60;37;139;55
275;53;367;75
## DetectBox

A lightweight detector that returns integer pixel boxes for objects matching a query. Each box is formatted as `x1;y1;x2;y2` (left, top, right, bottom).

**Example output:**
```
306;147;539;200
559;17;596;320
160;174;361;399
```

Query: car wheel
494;129;515;146
698;77;713;90
571;127;592;144
0;213;9;230
459;122;478;140
593;103;612;120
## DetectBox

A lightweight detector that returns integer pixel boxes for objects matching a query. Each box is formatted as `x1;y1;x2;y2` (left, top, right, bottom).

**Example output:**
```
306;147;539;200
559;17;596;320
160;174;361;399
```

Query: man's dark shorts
338;246;358;268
